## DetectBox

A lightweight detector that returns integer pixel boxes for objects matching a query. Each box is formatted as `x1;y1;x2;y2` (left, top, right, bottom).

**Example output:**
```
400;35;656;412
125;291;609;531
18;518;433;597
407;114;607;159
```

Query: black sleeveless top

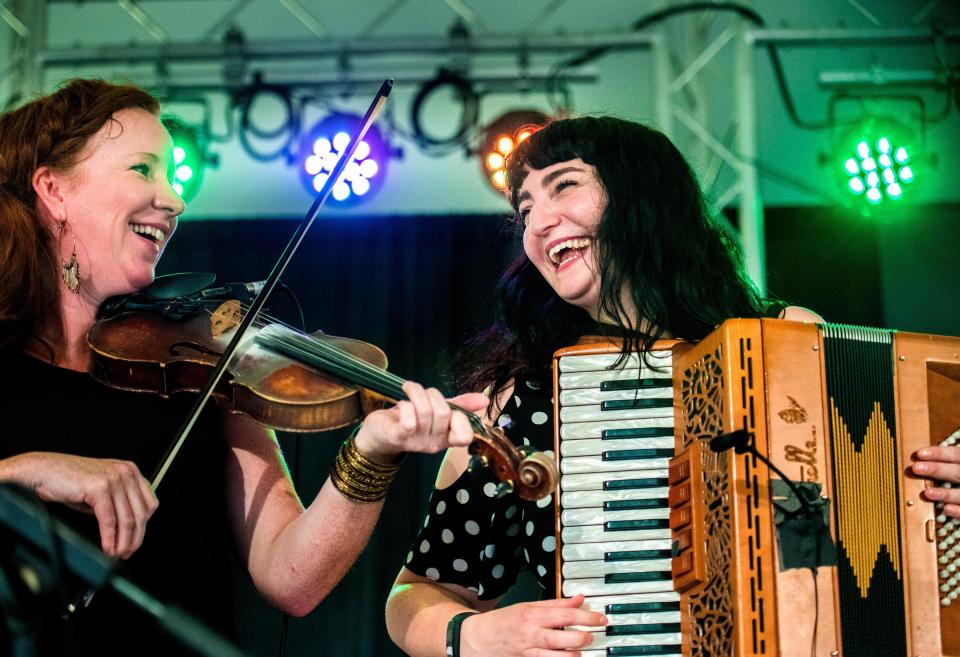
0;351;235;656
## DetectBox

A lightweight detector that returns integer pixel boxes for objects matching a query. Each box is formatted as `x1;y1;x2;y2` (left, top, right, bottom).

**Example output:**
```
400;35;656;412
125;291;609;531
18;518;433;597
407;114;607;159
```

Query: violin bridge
210;300;243;338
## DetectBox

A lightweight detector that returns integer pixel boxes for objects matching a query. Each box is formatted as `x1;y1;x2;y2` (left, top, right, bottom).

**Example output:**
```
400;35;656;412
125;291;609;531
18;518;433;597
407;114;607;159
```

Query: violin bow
150;80;394;490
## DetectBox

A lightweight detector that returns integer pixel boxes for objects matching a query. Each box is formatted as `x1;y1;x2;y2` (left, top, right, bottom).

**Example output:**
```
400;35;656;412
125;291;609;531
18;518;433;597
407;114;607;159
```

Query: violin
88;273;557;501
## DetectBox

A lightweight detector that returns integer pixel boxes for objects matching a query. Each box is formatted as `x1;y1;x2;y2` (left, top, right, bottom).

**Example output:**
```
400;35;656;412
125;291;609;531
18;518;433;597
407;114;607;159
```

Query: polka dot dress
404;377;558;600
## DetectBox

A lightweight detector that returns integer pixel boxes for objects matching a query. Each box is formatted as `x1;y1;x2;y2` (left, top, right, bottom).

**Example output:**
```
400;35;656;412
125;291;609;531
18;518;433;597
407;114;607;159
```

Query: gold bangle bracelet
330;432;402;503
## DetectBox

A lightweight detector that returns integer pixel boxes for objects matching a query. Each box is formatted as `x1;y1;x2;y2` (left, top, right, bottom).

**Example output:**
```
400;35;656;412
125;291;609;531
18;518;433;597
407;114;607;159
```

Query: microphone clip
706;428;837;570
709;429;753;454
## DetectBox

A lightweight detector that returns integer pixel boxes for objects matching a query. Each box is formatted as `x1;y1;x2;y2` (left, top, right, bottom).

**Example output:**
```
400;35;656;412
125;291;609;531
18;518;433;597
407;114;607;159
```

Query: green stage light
837;118;917;207
162;117;207;203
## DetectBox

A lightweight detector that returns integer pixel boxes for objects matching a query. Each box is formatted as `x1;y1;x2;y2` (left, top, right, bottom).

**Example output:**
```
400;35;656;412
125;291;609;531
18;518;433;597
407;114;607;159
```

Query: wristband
445;611;478;657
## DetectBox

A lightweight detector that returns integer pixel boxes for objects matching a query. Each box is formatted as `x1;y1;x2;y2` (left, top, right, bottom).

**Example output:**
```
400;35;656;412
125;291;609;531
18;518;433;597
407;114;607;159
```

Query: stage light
479;110;549;192
162;117;208;203
836;117;917;207
297;113;389;206
410;69;479;152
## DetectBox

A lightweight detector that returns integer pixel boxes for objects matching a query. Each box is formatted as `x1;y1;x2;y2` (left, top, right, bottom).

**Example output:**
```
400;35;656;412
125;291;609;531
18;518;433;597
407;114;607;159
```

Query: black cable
409;69;480;154
277;282;306;334
548;2;833;130
237;78;300;162
710;431;824;656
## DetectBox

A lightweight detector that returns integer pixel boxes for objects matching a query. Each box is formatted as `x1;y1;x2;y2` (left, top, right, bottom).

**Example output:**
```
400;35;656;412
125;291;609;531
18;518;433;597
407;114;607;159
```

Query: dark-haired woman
0;79;487;656
385;116;820;657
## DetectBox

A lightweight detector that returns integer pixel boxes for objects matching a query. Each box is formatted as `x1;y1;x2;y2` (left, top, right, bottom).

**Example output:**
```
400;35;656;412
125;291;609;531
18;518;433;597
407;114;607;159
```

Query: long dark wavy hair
0;79;159;359
457;116;766;403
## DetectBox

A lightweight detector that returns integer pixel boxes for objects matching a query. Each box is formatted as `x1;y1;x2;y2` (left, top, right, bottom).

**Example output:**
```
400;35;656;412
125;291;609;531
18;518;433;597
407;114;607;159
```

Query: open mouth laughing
547;237;591;268
129;222;167;252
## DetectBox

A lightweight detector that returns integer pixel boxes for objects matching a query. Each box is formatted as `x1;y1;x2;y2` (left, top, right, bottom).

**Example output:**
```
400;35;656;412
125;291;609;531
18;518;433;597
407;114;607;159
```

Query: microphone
709;429;822;521
200;281;267;302
708;429;834;575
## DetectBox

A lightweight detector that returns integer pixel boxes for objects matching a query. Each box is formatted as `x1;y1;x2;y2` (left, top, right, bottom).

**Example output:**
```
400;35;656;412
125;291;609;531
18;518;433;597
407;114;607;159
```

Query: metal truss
3;1;958;292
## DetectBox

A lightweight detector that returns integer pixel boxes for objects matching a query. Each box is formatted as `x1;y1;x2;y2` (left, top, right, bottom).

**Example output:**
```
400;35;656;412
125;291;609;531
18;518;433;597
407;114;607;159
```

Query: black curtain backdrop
154;204;957;656
158;213;521;657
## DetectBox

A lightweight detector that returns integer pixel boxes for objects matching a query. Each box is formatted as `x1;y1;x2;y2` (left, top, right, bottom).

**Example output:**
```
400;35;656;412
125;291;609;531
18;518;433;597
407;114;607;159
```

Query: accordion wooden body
553;319;960;657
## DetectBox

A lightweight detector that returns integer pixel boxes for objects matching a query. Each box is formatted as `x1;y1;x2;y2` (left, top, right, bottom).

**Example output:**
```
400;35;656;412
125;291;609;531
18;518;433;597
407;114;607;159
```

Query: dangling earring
57;219;80;294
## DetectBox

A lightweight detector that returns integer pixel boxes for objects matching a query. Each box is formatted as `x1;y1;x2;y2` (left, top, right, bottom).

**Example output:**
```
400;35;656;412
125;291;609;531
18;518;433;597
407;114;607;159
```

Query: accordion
553;319;960;657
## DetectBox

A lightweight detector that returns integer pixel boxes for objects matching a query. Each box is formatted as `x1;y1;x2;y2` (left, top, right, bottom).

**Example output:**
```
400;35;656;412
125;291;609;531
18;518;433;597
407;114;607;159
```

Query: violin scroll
515;448;558;501
466;425;558;501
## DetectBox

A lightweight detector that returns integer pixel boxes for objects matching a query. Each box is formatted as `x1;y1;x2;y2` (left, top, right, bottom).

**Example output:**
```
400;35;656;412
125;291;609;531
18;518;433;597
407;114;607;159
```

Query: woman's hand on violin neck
460;596;608;657
354;382;488;462
0;452;158;559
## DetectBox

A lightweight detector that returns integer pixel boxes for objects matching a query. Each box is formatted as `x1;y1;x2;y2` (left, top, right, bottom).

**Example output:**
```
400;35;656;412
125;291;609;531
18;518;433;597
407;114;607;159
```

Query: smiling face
48;108;184;302
517;158;608;317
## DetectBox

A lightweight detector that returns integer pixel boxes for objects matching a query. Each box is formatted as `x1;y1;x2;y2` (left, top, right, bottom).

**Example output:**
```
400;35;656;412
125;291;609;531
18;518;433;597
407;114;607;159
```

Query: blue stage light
297;113;389;206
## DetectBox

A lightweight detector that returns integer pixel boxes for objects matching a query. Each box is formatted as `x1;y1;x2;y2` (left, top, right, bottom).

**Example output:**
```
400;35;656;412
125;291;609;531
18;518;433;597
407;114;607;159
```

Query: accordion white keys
553;337;683;657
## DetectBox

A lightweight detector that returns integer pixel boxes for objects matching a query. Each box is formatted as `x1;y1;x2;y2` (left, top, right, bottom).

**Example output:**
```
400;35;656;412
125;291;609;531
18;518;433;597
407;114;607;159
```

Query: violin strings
254;324;492;435
257;325;407;400
200;301;401;392
200;300;490;435
232;304;405;389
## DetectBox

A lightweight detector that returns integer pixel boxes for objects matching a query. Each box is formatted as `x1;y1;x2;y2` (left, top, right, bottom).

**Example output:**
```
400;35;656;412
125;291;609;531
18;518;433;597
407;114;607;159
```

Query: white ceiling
3;0;958;218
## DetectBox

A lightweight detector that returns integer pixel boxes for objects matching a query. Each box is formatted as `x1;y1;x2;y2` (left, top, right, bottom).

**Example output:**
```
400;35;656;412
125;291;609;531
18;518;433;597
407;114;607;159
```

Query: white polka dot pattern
401;376;559;600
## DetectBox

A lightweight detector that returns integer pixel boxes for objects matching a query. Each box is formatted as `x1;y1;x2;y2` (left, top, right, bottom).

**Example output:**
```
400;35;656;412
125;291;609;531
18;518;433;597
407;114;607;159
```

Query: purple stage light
297;113;389;206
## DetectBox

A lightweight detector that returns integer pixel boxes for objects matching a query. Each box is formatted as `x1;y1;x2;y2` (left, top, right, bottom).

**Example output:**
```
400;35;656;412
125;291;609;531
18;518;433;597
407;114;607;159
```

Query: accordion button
668;459;690;485
668;482;690;507
670;505;692;529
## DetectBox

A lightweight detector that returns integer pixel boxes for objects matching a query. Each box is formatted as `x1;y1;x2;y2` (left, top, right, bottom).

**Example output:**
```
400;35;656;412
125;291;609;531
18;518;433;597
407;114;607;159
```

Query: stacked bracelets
330;431;403;503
